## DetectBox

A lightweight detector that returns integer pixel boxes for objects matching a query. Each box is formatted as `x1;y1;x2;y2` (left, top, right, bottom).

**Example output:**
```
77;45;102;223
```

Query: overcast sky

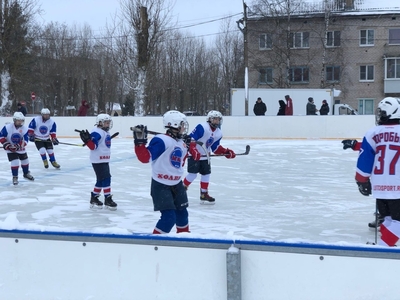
37;0;243;41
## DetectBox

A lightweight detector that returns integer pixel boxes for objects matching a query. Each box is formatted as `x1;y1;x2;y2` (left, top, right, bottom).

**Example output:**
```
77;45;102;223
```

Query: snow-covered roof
248;0;400;19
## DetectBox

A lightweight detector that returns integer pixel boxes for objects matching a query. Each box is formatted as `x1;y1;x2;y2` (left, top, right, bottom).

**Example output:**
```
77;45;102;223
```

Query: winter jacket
78;100;90;116
285;96;293;115
253;101;267;116
319;103;330;115
277;100;286;116
306;102;317;115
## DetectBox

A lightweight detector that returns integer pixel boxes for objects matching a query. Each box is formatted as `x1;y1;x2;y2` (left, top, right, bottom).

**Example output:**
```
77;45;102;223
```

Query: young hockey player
133;110;190;234
355;97;400;246
79;113;117;210
28;108;60;169
182;110;236;204
0;112;34;185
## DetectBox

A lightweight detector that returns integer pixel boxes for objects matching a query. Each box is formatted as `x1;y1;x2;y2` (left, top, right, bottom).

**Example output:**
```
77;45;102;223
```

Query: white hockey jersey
90;127;111;164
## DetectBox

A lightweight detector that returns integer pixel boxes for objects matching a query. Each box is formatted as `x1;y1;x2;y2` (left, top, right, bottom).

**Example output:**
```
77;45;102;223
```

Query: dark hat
17;102;22;106
322;99;327;104
257;97;262;100
308;97;313;102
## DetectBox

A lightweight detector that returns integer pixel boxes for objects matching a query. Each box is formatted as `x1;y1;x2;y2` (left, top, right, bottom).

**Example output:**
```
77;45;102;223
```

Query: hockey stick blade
201;145;251;157
130;127;161;136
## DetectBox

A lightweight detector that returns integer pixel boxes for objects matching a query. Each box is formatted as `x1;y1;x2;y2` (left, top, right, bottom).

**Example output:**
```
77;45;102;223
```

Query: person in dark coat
277;100;286;116
319;99;330;115
77;99;90;116
306;97;318;115
253;97;267;116
17;102;27;116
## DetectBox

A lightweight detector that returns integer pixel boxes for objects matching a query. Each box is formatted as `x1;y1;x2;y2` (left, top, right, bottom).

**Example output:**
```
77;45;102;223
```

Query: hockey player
343;140;384;228
133;110;190;234
183;110;236;204
79;113;117;210
0;112;34;185
28;108;60;169
355;97;400;246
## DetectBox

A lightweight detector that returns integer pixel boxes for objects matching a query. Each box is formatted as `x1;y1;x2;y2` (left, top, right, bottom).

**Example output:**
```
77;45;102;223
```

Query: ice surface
0;138;376;246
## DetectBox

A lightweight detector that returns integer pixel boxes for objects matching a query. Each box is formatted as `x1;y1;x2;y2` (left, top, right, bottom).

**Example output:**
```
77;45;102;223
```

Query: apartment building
245;0;400;114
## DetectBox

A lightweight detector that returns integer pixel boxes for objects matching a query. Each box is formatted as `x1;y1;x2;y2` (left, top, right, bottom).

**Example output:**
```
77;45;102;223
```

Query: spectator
284;95;293;115
253;97;267;116
306;97;318;115
277;100;286;116
320;100;330;115
17;102;27;116
77;99;90;116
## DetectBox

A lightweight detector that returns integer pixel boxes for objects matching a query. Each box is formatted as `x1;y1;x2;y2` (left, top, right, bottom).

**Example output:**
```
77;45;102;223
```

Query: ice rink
0;137;377;246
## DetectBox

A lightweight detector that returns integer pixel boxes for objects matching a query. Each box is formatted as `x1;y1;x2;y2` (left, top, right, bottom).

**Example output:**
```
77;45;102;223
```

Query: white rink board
1;232;400;300
1;114;374;139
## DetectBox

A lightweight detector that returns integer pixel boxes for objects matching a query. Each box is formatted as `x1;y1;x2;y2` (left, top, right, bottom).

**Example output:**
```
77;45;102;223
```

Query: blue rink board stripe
1;229;400;259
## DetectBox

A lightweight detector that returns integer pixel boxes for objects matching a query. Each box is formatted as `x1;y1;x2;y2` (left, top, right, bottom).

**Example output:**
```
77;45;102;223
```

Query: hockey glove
189;141;201;161
356;180;371;196
183;134;192;148
79;129;91;144
133;125;148;146
3;142;17;152
224;148;236;159
52;138;59;146
29;134;35;142
342;139;357;150
215;145;236;159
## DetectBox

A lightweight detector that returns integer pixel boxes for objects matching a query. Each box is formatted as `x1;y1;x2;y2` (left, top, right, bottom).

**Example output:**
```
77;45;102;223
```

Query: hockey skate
90;193;103;209
200;191;215;205
368;216;384;228
104;195;117;211
51;161;60;169
23;172;34;181
12;176;18;186
43;159;49;169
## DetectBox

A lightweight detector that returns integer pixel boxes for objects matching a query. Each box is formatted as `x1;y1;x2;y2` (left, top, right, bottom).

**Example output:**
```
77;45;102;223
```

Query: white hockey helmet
41;108;50;115
163;110;189;136
376;97;400;125
41;108;51;120
95;113;113;131
207;110;223;128
13;112;25;127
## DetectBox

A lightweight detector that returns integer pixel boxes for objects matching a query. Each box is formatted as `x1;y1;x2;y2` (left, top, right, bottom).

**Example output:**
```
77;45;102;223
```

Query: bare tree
116;0;173;116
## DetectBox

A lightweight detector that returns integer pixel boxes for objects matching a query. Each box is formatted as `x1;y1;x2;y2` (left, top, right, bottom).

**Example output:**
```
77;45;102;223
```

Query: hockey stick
35;138;85;147
202;145;251;157
74;129;119;140
130;126;211;164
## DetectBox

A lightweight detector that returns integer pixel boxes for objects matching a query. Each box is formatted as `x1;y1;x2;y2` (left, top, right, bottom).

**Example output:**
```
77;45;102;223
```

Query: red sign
31;92;36;101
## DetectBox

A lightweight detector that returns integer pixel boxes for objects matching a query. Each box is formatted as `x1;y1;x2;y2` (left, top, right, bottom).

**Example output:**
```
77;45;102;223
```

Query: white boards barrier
0;230;399;300
1;115;374;139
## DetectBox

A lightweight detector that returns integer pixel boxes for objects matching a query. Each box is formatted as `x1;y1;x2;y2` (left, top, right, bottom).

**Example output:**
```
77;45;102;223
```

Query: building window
289;32;309;48
389;29;400;45
326;31;340;47
358;99;374;115
288;67;309;83
360;65;374;81
259;68;273;84
259;34;272;50
386;58;400;79
326;66;340;82
360;29;374;46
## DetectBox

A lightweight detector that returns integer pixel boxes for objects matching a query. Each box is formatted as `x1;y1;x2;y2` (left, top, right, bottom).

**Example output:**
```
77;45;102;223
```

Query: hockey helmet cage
207;110;223;128
376;97;400;125
163;110;189;134
95;113;113;131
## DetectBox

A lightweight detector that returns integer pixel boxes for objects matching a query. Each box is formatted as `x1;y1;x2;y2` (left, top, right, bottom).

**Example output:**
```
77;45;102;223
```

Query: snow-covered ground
0;138;376;245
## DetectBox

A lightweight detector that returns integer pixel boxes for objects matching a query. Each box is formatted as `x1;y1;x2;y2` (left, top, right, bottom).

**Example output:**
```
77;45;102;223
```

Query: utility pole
237;1;249;115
